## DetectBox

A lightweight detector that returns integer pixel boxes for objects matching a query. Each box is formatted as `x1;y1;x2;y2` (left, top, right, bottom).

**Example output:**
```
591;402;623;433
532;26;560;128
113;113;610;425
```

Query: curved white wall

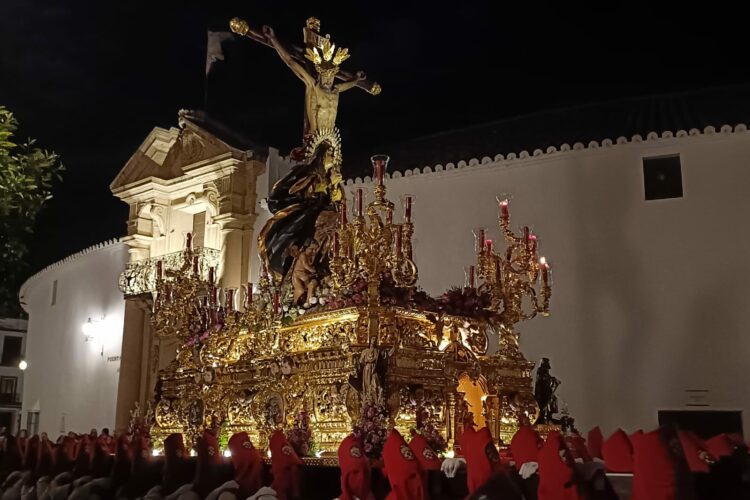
19;241;129;435
342;129;750;436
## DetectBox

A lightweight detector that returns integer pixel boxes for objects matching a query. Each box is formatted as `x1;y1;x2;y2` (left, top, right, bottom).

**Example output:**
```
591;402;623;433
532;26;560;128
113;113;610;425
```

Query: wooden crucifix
230;16;381;138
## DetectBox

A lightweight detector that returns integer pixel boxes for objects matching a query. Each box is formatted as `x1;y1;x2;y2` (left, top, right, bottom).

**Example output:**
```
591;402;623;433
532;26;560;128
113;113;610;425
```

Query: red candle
208;266;215;286
523;226;530;246
477;229;485;253
404;196;413;222
355;188;364;217
395;226;403;256
333;232;340;255
529;234;537;256
185;232;193;251
273;292;280;314
485;239;493;254
192;255;200;275
156;260;163;281
225;288;235;311
164;283;172;303
340;198;348;225
499;199;509;219
468;265;476;288
494;258;502;283
539;257;549;281
246;282;253;305
374;160;385;185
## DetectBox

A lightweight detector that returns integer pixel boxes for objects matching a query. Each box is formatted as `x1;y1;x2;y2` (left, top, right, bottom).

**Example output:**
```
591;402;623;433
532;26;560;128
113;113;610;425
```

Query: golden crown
304;35;350;76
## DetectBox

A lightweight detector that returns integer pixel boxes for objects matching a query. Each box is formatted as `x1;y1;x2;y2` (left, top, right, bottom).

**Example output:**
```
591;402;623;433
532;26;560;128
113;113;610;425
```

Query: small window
643;155;683;200
51;280;58;306
192;212;206;248
0;377;16;395
0;337;22;367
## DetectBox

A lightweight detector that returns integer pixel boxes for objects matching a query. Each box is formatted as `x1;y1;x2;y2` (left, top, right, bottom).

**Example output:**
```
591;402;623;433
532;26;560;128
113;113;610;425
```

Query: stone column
114;298;148;432
215;216;253;289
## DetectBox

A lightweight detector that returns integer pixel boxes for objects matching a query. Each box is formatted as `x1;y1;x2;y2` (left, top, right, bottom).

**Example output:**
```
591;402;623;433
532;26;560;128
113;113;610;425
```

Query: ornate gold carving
143;82;554;453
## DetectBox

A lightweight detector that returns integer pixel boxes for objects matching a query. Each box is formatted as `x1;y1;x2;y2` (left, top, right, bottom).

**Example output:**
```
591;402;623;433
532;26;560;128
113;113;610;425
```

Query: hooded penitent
631;427;695;500
228;432;263;498
510;426;542;467
586;426;604;460
269;430;302;500
537;431;582;500
338;434;372;500
382;429;426;500
463;427;502;494
408;433;442;472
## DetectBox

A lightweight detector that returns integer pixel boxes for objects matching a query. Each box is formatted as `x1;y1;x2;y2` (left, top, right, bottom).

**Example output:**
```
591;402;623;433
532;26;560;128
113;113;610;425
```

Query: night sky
1;0;748;275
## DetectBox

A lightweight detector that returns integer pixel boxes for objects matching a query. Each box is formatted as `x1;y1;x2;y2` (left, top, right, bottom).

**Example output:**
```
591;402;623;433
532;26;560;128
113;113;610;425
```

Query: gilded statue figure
262;25;365;135
259;141;343;279
290;241;319;306
358;337;395;404
534;357;560;424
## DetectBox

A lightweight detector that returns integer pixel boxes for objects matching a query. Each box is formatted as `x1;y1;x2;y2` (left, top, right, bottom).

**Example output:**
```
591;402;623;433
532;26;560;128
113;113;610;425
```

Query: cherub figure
290;241;320;306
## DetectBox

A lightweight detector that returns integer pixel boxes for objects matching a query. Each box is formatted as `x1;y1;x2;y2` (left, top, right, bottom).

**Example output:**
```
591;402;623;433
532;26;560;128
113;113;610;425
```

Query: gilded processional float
141;16;554;459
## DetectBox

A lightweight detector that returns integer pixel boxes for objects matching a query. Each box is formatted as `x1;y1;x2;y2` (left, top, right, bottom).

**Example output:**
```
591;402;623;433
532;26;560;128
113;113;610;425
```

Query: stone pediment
159;120;242;175
110;126;181;191
111;112;265;193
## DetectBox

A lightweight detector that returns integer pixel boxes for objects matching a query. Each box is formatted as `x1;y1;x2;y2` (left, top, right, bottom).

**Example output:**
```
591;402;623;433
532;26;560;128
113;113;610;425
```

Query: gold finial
229;17;250;36
306;17;321;32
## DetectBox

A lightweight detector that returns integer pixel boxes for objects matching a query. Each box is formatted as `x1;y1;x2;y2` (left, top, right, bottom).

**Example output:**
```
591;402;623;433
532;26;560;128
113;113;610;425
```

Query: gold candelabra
150;234;281;369
329;155;418;338
471;198;552;337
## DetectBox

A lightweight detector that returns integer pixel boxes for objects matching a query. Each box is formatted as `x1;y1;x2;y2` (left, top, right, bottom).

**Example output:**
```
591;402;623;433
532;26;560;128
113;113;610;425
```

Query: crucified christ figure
262;25;366;136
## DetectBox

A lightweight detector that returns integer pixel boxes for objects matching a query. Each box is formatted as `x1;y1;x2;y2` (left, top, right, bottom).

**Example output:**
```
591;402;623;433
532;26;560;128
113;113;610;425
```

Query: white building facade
0;318;27;432
339;125;750;436
19;240;129;435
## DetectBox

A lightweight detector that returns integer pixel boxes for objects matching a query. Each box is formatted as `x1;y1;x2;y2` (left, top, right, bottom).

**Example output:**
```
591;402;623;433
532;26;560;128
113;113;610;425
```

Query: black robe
259;145;335;278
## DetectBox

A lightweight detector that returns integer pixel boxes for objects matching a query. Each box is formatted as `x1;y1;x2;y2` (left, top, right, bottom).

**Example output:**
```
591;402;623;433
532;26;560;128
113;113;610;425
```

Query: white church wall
19;241;129;435
345;127;750;437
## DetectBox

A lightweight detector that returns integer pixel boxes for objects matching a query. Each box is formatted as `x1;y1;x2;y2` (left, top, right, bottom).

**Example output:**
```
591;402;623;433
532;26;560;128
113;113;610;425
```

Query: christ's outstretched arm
335;71;366;92
262;25;315;87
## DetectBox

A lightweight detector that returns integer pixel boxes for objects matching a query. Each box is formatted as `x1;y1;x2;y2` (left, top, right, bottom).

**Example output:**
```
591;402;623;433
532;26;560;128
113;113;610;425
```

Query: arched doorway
456;373;488;429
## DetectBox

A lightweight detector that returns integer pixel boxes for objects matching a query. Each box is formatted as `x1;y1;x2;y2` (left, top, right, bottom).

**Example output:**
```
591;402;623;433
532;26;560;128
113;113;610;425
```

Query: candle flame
539;256;547;266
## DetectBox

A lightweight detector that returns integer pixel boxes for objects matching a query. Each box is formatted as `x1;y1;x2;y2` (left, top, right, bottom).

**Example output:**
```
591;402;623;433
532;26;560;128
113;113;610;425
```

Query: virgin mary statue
258;140;343;280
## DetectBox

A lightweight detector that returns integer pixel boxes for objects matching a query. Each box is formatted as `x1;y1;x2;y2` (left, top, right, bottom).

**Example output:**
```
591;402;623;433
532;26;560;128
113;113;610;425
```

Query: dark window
0;337;22;367
51;279;58;306
0;412;12;430
0;377;18;406
0;377;15;395
658;410;743;439
643;155;683;200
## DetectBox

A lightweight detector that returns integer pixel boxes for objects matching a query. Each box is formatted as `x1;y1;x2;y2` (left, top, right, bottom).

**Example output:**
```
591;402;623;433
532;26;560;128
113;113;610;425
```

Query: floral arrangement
218;420;230;453
436;286;497;323
412;406;447;454
323;273;499;324
352;400;389;459
128;401;154;439
286;409;314;456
